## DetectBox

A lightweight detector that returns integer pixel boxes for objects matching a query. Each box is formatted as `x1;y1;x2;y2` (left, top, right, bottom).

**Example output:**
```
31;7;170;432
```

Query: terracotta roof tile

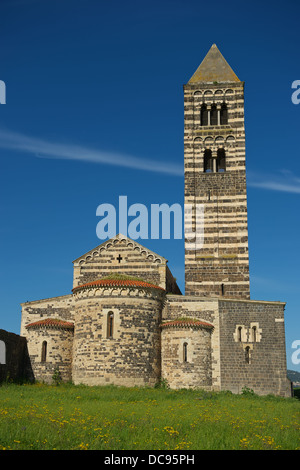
161;319;214;329
72;279;165;292
25;318;74;330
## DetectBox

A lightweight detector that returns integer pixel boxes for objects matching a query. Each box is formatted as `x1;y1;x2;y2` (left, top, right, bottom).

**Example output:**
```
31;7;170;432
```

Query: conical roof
188;44;240;84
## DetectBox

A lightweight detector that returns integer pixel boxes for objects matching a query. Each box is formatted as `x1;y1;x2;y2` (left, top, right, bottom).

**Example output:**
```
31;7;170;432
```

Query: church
20;45;291;396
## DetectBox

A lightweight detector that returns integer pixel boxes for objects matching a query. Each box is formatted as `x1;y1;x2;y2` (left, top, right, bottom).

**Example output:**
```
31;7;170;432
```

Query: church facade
20;45;291;396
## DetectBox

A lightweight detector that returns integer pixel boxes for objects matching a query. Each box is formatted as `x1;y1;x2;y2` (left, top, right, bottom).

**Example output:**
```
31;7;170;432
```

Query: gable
72;234;171;290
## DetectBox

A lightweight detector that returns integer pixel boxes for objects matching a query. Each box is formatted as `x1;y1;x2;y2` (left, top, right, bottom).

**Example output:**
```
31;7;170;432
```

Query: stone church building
20;45;291;396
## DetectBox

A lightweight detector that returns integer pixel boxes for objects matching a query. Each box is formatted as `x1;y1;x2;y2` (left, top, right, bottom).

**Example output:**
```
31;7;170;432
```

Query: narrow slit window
238;327;242;342
107;312;114;338
221;283;225;296
183;342;188;362
245;346;250;364
41;341;47;362
252;326;257;343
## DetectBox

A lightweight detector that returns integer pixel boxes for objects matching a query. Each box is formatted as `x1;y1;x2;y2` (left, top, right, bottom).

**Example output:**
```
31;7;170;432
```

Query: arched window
220;103;228;125
204;149;213;173
245;346;250;364
210;104;218;126
200;104;208;126
0;340;6;365
183;342;188;362
107;312;114;338
41;341;47;362
217;148;226;172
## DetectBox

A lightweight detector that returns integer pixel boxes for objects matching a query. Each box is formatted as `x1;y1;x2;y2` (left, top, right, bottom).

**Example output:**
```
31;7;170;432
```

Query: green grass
0;383;299;450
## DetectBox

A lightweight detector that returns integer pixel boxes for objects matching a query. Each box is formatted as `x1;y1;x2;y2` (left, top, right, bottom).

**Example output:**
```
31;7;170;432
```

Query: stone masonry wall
218;299;291;396
72;285;164;387
0;329;33;383
184;82;250;299
24;326;74;384
72;235;180;294
163;296;221;390
20;294;74;336
161;325;212;389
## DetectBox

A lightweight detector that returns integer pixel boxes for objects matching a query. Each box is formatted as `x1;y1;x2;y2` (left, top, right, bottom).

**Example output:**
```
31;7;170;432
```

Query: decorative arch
204;136;214;146
214;89;224;97
226;135;235;144
215;136;224;145
203;90;213;100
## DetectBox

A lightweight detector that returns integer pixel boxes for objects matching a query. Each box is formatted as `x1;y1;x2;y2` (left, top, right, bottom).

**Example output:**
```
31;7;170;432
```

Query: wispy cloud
248;169;300;194
0;128;183;177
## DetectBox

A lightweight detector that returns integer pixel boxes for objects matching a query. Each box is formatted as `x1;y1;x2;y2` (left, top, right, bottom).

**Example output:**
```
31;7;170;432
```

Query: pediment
72;234;166;267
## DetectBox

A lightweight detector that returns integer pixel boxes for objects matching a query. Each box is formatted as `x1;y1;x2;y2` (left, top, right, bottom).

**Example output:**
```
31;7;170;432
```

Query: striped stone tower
184;44;250;299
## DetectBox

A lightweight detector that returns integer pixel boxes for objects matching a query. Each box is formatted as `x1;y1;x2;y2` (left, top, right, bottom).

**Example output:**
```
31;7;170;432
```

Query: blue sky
0;0;299;372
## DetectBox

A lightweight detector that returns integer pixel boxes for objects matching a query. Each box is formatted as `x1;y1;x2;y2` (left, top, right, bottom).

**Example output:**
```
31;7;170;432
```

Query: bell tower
184;44;250;299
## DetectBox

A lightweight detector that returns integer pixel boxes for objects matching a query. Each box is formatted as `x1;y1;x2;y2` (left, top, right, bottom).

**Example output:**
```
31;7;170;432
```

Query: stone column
212;150;218;173
207;105;211;126
217;104;221;125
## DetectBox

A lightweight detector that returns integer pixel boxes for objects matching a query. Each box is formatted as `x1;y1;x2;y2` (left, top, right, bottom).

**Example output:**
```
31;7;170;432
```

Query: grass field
0;383;299;450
